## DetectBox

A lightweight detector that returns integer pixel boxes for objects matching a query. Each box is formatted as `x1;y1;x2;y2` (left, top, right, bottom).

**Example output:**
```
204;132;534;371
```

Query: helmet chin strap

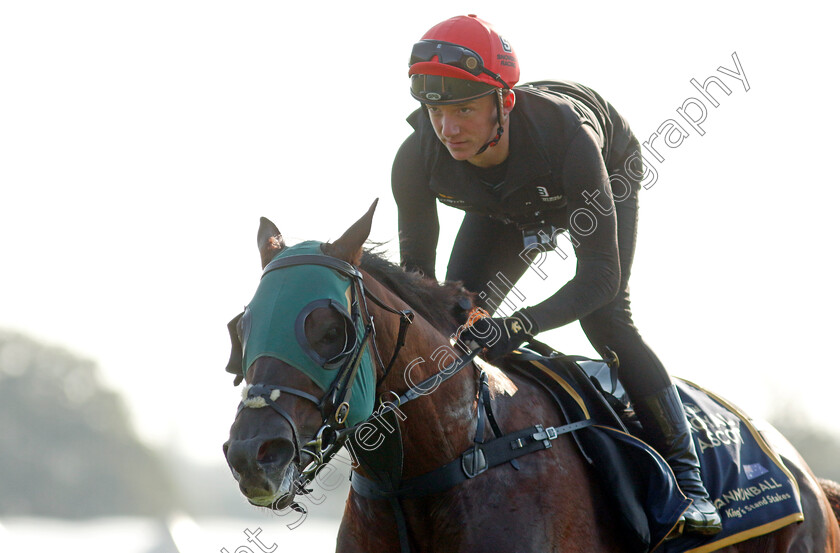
474;89;505;156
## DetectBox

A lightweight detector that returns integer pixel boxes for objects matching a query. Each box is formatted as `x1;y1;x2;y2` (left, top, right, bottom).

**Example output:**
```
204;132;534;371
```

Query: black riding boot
634;385;722;536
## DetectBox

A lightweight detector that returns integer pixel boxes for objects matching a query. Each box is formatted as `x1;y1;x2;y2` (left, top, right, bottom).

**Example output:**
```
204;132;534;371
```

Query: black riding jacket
392;81;638;332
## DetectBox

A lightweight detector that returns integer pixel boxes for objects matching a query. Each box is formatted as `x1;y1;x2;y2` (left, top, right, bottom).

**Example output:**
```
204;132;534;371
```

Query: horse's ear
324;199;378;266
258;217;285;269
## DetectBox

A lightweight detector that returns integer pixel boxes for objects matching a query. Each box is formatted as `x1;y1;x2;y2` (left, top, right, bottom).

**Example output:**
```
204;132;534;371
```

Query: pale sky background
1;0;838;472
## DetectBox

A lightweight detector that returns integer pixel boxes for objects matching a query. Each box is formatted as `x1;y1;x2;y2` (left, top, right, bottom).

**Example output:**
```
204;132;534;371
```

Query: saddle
507;343;805;553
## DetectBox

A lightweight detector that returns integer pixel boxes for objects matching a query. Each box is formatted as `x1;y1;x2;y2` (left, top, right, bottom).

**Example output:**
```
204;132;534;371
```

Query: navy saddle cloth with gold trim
507;347;804;553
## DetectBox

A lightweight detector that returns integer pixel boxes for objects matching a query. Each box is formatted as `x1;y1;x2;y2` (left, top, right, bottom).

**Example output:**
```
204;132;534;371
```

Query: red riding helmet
409;14;519;105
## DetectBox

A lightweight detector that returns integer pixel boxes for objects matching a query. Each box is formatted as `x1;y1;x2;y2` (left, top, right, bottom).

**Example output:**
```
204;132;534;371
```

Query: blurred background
1;1;838;550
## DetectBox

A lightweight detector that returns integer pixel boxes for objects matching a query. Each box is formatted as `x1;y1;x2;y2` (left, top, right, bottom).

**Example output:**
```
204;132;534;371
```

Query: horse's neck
365;280;480;477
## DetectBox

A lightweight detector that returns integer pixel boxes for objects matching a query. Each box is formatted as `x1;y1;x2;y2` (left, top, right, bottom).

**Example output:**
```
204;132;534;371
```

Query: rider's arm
391;131;440;279
522;124;621;331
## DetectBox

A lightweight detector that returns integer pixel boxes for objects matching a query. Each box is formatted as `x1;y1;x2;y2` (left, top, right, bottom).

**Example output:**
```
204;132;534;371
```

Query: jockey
391;14;722;536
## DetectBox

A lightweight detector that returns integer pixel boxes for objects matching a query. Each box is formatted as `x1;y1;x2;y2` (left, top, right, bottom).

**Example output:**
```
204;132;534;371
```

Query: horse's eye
303;305;354;367
322;326;341;343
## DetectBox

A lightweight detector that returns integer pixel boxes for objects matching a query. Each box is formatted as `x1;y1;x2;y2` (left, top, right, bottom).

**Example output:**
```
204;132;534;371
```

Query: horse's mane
359;249;474;335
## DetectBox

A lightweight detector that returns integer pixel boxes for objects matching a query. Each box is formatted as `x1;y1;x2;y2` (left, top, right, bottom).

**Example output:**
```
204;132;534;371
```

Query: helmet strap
475;89;506;156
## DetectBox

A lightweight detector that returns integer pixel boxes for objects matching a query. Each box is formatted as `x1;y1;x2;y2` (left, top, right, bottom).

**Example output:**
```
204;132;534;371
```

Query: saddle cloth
507;348;804;553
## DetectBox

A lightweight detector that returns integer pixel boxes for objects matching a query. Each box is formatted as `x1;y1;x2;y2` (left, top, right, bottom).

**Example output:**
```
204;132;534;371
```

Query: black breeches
578;184;672;401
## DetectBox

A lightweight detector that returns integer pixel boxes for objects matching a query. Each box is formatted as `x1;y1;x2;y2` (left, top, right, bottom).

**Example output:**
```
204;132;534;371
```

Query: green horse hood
239;241;376;427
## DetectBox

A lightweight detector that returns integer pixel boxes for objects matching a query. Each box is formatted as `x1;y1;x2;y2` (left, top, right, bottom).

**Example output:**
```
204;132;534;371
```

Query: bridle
230;252;476;510
228;251;599;553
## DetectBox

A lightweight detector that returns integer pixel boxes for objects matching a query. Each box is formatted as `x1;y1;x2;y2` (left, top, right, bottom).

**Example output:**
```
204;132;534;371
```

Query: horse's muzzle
223;435;296;502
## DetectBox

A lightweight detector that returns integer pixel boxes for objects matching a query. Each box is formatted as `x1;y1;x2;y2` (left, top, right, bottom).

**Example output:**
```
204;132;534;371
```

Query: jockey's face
426;93;507;167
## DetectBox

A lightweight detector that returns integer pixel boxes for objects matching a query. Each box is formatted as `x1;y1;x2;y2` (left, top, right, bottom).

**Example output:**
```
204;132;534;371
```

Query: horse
223;202;840;553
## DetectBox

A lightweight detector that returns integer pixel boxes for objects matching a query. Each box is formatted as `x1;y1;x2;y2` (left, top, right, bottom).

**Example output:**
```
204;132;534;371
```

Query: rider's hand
459;311;537;361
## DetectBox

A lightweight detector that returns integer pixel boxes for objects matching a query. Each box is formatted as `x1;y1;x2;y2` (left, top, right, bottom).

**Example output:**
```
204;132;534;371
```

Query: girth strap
389;496;411;553
350;418;594;501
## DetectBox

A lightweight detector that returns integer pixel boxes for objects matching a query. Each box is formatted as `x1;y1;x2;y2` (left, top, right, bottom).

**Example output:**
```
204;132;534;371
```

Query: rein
236;253;594;553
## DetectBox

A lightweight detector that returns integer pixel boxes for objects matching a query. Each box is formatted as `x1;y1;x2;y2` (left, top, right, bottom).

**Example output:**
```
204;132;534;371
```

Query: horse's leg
397;436;628;552
336;490;403;553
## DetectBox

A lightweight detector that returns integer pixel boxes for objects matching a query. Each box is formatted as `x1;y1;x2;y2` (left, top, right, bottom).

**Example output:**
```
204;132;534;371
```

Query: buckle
462;447;488;478
531;424;557;449
334;402;350;425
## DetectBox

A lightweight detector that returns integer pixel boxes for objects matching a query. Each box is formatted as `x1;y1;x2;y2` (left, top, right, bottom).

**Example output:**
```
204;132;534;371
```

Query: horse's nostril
256;438;294;466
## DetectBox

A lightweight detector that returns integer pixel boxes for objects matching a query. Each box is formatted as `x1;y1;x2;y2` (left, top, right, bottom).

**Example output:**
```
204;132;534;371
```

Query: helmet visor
410;74;496;105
